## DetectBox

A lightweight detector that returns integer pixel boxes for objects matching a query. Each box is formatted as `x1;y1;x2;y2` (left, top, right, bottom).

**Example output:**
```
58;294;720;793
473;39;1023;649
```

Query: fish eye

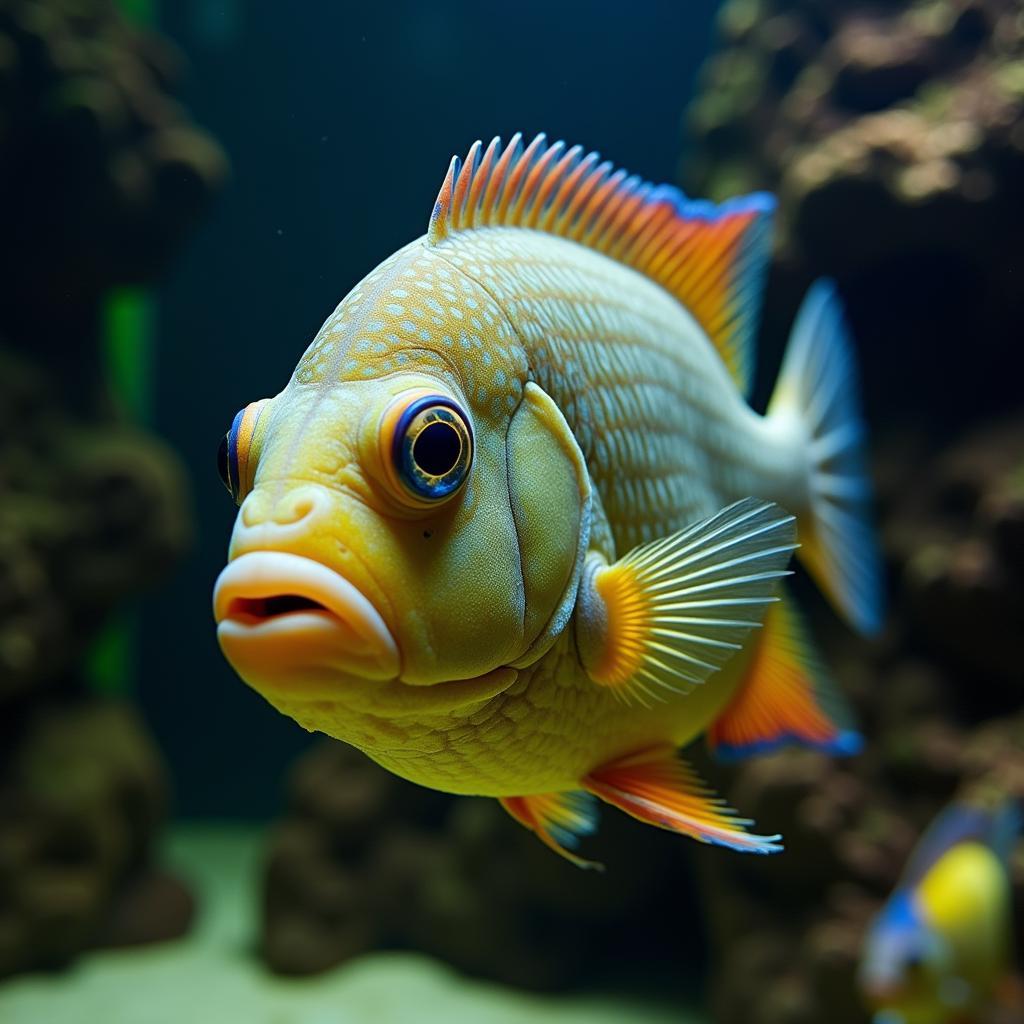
390;394;473;503
219;400;270;506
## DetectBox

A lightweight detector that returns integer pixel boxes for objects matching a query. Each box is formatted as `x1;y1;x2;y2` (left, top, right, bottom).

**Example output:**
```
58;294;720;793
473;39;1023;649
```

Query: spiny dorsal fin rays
450;139;479;227
529;144;582;231
426;134;775;397
515;140;566;227
466;137;500;228
481;133;521;224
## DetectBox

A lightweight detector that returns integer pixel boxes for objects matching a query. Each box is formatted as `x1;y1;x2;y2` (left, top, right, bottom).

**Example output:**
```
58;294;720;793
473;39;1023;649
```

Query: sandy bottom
0;823;698;1024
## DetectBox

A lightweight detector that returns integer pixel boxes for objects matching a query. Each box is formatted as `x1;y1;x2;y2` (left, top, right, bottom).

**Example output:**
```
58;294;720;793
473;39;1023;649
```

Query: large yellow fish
860;801;1021;1024
213;133;881;867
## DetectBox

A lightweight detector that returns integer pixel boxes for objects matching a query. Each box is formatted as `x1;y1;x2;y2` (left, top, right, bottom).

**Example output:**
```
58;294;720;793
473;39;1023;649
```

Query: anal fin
708;594;862;761
500;790;603;870
584;746;782;854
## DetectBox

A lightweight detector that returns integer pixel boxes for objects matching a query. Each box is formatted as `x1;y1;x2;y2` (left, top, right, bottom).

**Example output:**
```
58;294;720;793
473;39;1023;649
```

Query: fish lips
213;551;400;695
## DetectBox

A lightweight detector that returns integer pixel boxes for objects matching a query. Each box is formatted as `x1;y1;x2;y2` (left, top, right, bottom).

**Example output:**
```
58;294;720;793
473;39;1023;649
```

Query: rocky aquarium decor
685;0;1024;426
0;0;224;978
261;738;711;992
0;347;195;978
0;0;226;392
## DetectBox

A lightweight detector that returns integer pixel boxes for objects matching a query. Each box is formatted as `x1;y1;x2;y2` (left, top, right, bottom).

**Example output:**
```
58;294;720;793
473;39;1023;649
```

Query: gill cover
506;382;591;666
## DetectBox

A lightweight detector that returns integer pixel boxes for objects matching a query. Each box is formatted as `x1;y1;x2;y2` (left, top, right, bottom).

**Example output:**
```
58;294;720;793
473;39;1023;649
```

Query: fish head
212;248;591;737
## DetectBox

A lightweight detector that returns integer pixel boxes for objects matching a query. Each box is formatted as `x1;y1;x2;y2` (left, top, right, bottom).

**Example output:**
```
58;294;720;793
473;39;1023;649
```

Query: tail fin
768;280;884;636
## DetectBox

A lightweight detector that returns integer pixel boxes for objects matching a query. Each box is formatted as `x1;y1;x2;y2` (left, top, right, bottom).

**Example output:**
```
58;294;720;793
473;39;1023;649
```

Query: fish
212;133;883;868
859;800;1021;1024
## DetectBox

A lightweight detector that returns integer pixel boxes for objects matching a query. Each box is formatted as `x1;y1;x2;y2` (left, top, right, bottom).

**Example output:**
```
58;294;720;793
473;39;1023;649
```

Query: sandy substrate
0;824;696;1024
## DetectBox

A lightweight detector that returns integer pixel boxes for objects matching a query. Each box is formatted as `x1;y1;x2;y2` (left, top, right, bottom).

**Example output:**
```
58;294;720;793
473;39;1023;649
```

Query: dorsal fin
901;801;1022;889
427;133;775;397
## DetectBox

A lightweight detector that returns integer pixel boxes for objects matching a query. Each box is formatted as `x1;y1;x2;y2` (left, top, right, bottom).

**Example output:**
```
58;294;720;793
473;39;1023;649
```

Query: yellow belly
273;626;754;797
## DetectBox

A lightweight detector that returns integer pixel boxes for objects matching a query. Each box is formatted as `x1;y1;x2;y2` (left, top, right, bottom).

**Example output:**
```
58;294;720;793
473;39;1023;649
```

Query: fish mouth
213;551;400;692
214;551;519;714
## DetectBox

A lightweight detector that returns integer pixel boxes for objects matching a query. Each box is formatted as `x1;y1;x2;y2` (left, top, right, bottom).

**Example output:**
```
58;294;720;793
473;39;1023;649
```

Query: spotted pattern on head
294;243;528;424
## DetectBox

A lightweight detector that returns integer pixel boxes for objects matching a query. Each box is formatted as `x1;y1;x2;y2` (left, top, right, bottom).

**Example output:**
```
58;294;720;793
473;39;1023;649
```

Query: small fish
213;134;883;867
860;801;1021;1024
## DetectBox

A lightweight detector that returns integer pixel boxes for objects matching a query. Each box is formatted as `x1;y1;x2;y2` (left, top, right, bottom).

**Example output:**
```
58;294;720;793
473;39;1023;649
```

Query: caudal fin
768;280;884;636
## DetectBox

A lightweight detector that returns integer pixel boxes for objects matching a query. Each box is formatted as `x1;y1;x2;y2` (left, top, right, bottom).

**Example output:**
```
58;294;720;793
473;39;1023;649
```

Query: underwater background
0;1;1022;1022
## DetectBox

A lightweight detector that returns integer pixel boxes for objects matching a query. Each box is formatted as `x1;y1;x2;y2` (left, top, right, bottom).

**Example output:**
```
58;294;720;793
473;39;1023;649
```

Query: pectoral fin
575;498;797;706
500;790;603;870
584;746;782;854
708;592;862;760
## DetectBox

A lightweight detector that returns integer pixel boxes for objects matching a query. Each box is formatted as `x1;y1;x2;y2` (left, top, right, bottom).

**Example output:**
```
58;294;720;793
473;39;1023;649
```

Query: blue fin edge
713;729;864;763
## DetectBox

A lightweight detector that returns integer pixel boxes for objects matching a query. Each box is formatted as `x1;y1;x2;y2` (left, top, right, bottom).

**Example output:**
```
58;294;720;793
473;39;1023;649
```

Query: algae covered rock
260;741;711;992
0;348;194;979
689;0;1024;261
0;0;222;981
686;14;1024;1011
0;0;227;313
0;351;189;704
0;701;193;976
686;0;1024;424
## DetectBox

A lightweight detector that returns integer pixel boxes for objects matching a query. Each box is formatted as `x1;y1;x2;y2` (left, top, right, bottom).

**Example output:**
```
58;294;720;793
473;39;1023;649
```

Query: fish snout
213;551;400;696
233;484;331;550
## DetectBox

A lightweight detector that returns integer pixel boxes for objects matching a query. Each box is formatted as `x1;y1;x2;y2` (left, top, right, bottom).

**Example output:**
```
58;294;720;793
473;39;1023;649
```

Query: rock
685;10;1024;1010
0;0;221;978
0;0;228;318
0;351;190;705
92;869;195;949
0;701;179;976
685;0;1024;428
260;742;712;992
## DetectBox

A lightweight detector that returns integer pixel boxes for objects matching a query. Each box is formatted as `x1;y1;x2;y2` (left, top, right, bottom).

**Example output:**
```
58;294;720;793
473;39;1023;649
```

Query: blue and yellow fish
860;801;1021;1024
213;133;883;866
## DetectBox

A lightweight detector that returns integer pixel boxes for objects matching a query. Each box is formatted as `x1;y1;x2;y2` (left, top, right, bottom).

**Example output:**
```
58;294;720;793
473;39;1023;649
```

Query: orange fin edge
584;746;782;855
500;791;604;871
708;597;862;761
428;133;773;396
